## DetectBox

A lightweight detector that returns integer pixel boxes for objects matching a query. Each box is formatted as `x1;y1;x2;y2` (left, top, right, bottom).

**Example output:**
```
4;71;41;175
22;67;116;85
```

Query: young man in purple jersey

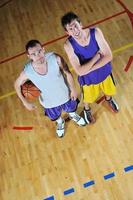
61;12;119;124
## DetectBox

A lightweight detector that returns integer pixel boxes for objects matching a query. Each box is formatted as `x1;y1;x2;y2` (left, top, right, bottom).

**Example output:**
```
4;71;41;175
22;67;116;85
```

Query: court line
83;180;95;188
0;42;133;101
64;187;75;195
44;196;54;200
0;10;126;65
13;126;33;130
96;95;105;104
124;56;133;72
44;165;133;199
84;10;126;29
103;172;115;180
0;91;16;100
124;165;133;172
113;43;133;54
116;0;133;31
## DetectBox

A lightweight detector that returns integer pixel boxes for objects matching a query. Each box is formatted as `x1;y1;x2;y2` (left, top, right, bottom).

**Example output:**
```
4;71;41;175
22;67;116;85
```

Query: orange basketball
21;81;41;100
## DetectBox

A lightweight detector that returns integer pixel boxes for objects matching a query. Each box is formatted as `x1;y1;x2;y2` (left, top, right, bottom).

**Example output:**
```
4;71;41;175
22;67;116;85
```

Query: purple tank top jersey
68;28;112;85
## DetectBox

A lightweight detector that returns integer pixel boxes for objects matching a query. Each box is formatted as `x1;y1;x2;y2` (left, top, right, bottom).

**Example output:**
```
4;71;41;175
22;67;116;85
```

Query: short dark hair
61;12;80;30
25;40;41;52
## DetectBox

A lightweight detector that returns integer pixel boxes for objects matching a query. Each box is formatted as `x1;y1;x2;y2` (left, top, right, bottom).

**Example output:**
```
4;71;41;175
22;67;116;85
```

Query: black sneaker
83;109;96;124
106;97;119;113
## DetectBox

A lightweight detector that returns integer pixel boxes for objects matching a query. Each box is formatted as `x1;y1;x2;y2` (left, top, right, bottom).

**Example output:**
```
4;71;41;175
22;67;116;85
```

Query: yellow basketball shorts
82;74;116;103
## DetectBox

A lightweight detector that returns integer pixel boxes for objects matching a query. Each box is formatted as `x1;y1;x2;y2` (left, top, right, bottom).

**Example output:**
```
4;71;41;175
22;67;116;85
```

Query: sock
56;117;63;124
106;97;112;101
84;107;91;111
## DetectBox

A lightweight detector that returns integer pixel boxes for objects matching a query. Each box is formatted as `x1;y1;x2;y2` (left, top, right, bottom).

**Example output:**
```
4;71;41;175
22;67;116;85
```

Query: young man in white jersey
14;40;86;138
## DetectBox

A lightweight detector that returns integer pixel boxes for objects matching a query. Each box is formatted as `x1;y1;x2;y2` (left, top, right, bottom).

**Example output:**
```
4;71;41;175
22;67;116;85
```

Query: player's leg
45;106;65;138
100;74;119;112
62;99;86;126
82;85;99;124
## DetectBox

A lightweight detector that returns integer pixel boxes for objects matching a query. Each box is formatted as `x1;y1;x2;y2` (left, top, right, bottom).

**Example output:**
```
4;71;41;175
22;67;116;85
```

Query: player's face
27;44;45;64
65;19;83;39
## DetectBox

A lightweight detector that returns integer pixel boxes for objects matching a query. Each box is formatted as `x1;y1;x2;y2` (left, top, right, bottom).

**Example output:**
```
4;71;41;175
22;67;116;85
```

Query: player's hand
70;90;78;100
23;102;37;111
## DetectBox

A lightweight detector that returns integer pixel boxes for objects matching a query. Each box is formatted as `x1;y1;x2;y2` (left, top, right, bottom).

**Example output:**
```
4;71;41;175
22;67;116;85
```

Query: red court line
13;126;33;130
42;34;67;46
96;96;105;104
0;52;26;64
0;0;12;8
124;56;133;72
0;36;67;64
116;0;130;11
116;0;133;73
116;0;133;30
0;10;126;65
84;10;126;29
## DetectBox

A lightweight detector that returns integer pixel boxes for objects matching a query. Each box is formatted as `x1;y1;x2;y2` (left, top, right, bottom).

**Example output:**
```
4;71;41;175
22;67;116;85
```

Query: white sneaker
69;113;86;126
56;120;65;137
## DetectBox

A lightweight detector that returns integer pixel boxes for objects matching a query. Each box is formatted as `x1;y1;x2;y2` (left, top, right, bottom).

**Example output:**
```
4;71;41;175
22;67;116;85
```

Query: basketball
21;81;41;100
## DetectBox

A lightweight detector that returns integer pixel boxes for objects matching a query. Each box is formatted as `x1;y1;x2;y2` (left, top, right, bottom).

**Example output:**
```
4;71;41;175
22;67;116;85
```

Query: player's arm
56;54;78;100
14;71;36;110
89;27;113;72
64;40;100;76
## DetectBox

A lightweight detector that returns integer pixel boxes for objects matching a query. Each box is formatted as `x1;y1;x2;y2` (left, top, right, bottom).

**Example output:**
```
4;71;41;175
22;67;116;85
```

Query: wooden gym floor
0;0;133;199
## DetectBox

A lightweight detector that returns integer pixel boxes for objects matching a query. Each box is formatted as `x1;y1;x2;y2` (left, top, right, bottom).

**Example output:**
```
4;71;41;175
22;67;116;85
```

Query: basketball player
14;40;86;138
61;12;119;124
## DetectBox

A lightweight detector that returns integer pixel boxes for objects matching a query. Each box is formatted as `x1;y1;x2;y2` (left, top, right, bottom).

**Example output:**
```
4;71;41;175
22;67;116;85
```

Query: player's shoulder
64;38;72;51
45;51;54;59
24;61;31;71
25;60;31;65
94;27;103;36
94;27;105;42
64;37;71;46
45;52;59;64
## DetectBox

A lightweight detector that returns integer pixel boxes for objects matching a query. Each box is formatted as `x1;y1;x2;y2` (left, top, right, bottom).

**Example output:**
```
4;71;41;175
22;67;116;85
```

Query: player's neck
32;60;48;75
74;29;90;46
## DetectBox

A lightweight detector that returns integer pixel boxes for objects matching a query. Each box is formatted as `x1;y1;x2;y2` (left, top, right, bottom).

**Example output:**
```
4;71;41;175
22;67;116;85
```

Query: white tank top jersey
24;52;70;108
